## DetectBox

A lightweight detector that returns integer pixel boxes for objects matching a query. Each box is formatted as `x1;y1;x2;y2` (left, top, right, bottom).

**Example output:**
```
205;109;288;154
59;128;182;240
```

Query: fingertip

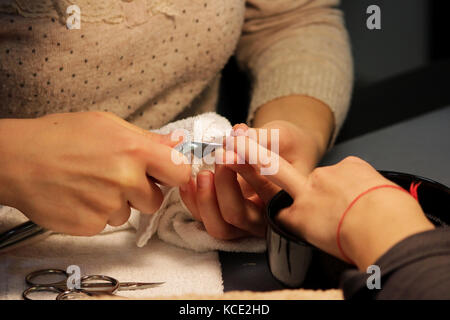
166;130;186;147
161;133;178;147
197;170;213;190
231;123;249;136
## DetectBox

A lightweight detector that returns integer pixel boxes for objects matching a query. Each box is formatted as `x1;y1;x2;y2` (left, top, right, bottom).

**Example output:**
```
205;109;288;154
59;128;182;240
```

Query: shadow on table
219;250;346;292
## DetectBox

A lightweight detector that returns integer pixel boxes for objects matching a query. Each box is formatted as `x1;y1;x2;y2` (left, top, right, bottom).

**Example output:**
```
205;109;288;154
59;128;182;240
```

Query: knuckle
115;165;141;189
342;156;364;164
84;218;108;236
208;227;236;241
146;195;164;214
109;213;130;227
123;138;146;156
95;195;124;217
308;167;331;189
113;135;145;158
109;198;125;214
310;166;327;181
222;210;246;228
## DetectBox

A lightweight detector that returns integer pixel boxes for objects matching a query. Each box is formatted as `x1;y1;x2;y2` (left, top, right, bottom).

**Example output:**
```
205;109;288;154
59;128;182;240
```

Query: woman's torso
0;0;244;129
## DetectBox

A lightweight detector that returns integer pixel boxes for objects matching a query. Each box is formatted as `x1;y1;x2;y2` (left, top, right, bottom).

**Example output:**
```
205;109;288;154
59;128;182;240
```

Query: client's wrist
340;188;435;271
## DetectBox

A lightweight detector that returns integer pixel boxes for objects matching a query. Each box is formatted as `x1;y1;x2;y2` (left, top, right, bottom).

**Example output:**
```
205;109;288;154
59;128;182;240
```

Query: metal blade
117;282;165;291
175;141;223;158
0;221;52;253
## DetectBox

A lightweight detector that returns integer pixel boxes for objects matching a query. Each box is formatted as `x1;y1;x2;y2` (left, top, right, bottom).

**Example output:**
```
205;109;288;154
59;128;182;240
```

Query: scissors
175;141;223;158
23;268;164;300
0;221;52;253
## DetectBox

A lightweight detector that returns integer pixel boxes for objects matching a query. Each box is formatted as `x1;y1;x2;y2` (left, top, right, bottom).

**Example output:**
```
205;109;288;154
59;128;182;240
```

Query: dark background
218;0;450;143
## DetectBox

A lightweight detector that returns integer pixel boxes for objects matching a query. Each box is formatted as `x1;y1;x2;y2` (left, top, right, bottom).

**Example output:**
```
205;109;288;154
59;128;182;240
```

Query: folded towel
0;205;223;299
133;112;266;253
0;113;267;299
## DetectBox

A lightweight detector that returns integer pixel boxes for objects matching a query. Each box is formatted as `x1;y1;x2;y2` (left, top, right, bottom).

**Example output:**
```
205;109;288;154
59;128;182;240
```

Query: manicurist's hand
229;137;434;270
0;112;191;236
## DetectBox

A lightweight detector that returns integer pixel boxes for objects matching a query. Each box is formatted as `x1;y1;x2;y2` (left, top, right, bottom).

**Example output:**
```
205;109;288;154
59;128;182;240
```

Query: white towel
0;206;222;299
133;112;266;253
0;113;264;300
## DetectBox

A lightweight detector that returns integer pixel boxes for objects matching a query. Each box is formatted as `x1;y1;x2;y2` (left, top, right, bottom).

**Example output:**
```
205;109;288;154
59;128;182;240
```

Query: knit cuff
246;58;353;147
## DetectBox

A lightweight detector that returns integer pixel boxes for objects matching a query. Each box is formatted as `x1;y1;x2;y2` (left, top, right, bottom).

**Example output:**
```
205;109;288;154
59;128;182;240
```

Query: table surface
220;106;450;292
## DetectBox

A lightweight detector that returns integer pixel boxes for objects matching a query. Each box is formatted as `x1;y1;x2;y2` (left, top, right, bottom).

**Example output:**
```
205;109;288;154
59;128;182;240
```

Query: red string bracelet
336;182;421;265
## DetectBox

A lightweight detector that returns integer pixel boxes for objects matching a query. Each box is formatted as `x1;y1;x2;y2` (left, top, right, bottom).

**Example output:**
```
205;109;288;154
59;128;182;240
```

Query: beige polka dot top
0;0;353;132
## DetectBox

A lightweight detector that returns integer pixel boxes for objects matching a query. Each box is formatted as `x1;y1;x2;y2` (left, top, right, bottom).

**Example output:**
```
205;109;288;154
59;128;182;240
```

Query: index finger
224;136;306;198
144;140;191;186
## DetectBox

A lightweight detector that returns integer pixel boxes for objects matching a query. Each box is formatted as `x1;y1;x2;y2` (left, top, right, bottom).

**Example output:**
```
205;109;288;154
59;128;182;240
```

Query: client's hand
0;112;191;236
179;121;321;240
226;135;434;270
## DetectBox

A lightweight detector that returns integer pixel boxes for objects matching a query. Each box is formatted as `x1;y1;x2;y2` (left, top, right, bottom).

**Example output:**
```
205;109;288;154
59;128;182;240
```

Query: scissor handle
22;285;65;300
56;289;94;300
80;275;120;294
25;269;68;286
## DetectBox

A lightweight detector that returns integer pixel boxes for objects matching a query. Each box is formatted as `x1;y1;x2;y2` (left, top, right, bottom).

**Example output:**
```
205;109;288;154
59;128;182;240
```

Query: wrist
253;95;334;155
340;187;435;270
259;120;326;176
287;125;324;175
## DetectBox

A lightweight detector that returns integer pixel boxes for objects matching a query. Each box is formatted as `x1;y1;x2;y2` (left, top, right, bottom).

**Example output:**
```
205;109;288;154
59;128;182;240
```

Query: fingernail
231;129;248;137
197;172;211;189
232;123;249;136
165;130;186;146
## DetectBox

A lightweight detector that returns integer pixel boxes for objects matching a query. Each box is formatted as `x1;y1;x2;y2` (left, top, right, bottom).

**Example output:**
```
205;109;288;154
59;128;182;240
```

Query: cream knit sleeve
236;0;353;139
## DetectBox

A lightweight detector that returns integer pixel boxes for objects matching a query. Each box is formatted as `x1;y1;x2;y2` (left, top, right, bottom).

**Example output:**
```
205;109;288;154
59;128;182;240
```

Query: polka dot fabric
0;0;244;129
0;0;353;136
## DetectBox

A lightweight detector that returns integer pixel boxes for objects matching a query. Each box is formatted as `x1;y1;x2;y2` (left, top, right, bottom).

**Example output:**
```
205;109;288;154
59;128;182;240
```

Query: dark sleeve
340;227;450;300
